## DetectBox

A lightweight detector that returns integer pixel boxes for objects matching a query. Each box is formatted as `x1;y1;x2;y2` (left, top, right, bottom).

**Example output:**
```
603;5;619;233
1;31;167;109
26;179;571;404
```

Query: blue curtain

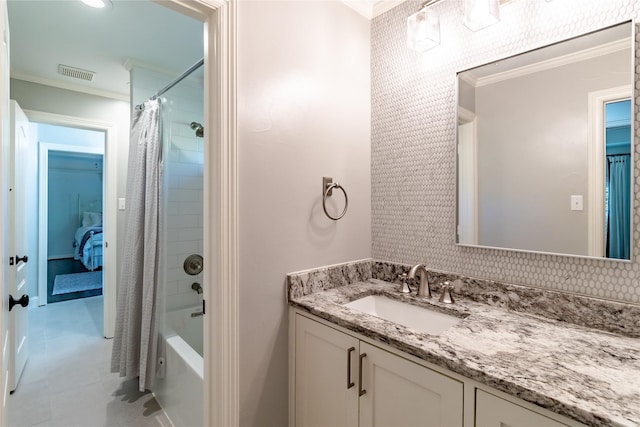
606;155;630;259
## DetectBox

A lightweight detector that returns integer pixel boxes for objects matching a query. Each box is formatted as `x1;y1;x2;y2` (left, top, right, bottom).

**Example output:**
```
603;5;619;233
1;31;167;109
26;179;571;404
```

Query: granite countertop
289;279;640;427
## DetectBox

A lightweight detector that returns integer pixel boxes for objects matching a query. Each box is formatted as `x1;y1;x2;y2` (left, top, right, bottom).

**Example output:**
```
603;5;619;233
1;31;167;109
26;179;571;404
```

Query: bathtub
154;305;204;427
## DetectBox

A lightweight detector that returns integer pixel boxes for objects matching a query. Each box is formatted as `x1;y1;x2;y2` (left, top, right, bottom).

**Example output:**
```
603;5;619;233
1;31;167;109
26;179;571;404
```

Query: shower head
190;122;204;138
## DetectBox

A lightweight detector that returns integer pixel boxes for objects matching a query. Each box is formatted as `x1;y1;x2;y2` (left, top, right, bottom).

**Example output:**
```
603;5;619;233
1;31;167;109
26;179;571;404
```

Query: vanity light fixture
81;0;112;9
407;0;441;53
463;0;500;31
408;0;501;52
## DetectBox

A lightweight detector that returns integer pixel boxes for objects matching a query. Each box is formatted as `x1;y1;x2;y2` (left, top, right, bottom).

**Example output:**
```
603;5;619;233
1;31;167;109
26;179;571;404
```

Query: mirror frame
455;20;636;262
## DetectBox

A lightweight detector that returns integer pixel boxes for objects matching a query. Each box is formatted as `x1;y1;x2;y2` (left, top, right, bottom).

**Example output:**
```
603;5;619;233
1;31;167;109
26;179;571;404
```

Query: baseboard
47;255;75;261
29;296;41;308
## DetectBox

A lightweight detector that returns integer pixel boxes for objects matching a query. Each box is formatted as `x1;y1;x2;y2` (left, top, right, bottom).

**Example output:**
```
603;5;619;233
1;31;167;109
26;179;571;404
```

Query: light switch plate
118;198;126;210
570;195;583;211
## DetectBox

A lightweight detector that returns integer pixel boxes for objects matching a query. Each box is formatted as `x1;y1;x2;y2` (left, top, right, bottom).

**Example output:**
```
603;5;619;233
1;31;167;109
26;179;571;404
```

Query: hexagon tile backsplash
371;0;640;303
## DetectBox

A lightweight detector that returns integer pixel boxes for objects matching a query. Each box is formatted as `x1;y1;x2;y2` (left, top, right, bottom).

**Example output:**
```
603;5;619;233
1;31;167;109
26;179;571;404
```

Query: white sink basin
343;295;462;335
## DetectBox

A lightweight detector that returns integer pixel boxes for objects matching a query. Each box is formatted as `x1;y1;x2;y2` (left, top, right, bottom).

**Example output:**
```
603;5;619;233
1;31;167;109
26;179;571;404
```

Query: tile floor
8;296;173;427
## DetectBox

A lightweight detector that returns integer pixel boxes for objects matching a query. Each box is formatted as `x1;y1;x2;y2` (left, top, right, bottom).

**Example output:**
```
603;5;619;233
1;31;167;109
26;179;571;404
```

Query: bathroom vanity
287;261;640;427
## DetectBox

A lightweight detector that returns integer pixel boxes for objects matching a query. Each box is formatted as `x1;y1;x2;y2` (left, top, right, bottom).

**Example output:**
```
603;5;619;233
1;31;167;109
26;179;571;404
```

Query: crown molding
474;38;630;88
341;0;407;20
10;71;130;102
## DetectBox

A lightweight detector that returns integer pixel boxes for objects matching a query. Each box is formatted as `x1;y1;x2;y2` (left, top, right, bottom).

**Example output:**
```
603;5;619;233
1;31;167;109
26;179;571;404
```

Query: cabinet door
476;390;569;427
359;342;463;427
295;314;359;427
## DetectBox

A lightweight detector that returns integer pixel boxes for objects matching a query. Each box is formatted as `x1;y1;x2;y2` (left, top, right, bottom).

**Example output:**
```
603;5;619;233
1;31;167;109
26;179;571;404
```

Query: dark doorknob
15;255;28;264
9;294;29;311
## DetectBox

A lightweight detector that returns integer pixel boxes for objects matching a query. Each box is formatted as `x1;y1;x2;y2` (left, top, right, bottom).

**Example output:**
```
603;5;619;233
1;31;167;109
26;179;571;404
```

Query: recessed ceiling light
81;0;112;9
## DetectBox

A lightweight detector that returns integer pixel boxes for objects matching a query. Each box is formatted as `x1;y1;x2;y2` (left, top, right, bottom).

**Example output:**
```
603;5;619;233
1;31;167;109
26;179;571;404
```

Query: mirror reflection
457;21;633;260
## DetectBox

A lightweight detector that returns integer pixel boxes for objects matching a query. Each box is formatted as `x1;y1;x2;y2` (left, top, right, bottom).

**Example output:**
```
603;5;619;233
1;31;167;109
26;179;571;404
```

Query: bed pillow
82;211;102;227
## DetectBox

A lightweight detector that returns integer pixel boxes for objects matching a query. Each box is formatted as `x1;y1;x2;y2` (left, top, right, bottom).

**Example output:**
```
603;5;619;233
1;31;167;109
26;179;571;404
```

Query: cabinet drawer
476;389;569;427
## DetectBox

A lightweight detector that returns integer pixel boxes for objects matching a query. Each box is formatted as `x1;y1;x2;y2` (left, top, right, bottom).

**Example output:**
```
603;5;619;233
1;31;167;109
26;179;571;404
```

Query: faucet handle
398;274;411;294
438;281;455;304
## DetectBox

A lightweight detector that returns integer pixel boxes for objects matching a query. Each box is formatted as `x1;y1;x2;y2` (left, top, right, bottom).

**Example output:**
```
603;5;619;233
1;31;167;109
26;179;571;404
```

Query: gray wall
372;0;640;303
238;1;371;425
475;49;630;255
10;78;130;293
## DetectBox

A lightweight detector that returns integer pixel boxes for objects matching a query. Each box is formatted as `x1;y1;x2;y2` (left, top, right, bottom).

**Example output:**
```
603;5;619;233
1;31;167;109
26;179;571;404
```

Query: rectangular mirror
456;21;634;260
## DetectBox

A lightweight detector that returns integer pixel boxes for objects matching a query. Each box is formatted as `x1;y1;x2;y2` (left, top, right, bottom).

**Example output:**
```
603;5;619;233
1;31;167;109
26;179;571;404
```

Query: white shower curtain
111;99;163;392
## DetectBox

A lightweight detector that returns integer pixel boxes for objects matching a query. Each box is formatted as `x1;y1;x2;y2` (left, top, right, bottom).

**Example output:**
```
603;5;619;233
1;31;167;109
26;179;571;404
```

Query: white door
359;342;463;427
8;101;29;392
295;314;359;427
0;0;10;423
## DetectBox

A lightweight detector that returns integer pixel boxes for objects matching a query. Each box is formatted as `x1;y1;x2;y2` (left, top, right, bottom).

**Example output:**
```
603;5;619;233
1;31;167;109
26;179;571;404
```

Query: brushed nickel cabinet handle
358;352;367;397
347;347;355;389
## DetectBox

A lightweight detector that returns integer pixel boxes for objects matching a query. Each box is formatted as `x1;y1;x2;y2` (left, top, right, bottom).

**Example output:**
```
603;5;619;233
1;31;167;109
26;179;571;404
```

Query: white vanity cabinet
293;313;464;427
475;390;570;427
291;309;588;427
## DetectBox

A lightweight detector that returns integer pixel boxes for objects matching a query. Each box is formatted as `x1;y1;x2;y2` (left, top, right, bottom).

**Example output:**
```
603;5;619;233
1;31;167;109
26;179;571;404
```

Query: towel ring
323;183;348;220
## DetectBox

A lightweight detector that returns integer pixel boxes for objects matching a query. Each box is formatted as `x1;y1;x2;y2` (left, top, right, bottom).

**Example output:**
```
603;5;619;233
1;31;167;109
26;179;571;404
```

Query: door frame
180;1;240;426
143;1;240;425
456;106;478;246
0;2;10;423
30;112;114;339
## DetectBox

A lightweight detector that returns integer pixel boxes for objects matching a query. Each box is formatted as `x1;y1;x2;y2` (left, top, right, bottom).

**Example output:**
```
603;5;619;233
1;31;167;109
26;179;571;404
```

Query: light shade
407;7;440;52
81;0;112;9
463;0;500;31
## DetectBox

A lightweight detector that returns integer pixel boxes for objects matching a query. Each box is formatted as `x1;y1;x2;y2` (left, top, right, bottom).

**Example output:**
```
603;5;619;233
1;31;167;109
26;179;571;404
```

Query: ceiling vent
58;64;95;82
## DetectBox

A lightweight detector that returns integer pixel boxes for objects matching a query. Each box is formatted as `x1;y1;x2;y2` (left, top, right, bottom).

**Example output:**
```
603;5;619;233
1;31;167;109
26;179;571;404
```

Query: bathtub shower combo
139;58;206;426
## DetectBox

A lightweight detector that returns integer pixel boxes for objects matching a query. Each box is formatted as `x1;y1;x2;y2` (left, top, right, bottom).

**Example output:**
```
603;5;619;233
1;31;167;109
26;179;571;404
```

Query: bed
74;210;104;271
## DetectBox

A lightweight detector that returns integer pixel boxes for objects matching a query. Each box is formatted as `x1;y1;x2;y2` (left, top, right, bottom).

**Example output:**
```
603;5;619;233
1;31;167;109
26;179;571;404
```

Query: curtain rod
135;57;204;110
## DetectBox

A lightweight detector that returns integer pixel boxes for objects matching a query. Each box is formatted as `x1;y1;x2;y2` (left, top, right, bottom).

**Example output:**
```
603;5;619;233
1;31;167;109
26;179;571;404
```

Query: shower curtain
606;154;630;260
111;99;163;392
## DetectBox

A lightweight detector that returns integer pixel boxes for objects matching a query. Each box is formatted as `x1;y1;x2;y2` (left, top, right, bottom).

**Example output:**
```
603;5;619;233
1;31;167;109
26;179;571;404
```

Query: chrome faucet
408;264;431;298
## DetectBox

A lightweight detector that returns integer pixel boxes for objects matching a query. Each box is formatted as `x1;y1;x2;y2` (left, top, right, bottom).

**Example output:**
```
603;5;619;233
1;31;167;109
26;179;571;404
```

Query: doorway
587;85;633;258
7;2;206;425
38;126;105;305
30;111;117;339
604;99;632;259
0;0;238;425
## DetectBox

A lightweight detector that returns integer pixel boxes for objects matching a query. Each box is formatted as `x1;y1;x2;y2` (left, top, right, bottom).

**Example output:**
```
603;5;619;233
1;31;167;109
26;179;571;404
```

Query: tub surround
287;260;640;427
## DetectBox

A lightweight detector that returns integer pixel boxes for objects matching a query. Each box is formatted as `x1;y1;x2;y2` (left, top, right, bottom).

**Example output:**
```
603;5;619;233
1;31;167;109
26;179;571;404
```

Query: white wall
131;66;204;312
238;2;371;425
9;79;130;285
476;49;631;255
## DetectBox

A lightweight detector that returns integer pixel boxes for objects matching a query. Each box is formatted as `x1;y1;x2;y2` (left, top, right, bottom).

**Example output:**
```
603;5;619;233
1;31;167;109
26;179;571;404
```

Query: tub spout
191;282;203;294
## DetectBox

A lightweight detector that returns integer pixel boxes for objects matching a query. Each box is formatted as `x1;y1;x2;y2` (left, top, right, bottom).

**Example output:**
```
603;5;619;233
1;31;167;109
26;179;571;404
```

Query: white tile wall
372;0;640;303
131;66;204;311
